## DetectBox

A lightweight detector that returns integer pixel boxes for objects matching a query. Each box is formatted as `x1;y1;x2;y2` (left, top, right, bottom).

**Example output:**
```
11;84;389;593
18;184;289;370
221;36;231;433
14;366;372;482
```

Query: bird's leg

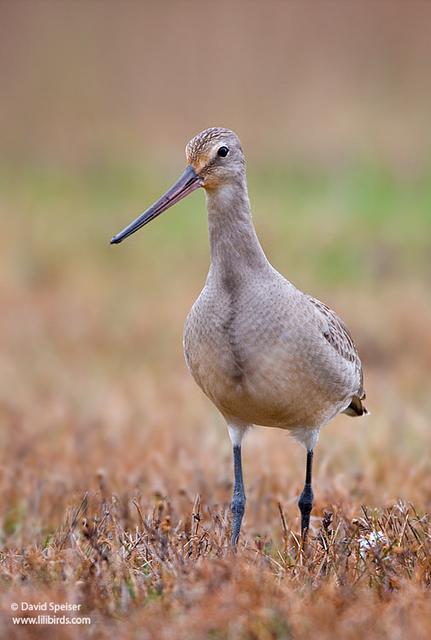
298;449;314;540
226;424;247;547
231;443;246;547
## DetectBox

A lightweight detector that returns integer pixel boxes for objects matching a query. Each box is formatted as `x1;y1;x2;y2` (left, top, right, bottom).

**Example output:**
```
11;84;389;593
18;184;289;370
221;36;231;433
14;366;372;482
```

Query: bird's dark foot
298;483;314;542
230;495;246;547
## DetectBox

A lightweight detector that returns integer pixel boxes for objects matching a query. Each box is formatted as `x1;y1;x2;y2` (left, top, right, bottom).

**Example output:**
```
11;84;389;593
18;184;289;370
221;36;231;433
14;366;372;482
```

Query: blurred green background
0;0;430;501
1;0;430;288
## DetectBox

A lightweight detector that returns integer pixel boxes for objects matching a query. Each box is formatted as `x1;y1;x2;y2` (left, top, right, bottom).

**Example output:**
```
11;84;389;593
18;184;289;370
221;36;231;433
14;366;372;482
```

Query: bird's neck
206;176;269;279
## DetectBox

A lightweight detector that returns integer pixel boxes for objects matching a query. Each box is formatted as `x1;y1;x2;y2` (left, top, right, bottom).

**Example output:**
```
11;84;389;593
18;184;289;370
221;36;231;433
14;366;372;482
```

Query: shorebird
111;128;367;546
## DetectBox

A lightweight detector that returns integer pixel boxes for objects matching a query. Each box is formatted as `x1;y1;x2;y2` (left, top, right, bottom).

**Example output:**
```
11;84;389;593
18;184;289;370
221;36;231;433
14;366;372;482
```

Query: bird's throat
206;177;269;278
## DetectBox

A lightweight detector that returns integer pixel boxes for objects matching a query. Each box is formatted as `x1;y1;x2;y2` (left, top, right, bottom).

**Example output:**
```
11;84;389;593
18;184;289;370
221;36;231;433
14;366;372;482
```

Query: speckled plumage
186;128;227;160
183;128;367;450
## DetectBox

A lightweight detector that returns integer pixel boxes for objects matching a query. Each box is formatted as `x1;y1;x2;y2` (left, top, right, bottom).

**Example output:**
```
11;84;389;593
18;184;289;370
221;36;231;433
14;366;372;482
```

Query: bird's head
186;127;245;189
110;127;244;244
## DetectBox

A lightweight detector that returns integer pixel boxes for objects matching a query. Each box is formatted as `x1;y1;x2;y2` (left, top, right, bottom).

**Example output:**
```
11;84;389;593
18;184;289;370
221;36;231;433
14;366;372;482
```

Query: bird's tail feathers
343;394;369;417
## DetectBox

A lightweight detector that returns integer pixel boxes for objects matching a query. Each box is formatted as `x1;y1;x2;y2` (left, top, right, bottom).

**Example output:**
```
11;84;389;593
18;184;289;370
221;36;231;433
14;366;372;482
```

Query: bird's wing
306;295;367;415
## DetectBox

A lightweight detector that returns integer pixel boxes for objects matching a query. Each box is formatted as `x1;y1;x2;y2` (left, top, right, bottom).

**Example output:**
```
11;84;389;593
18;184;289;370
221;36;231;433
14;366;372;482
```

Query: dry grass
2;489;431;639
1;451;431;639
0;165;430;638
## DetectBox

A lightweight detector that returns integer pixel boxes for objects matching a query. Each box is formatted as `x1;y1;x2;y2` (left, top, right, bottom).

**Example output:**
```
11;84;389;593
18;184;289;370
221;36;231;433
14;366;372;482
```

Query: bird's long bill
110;165;202;244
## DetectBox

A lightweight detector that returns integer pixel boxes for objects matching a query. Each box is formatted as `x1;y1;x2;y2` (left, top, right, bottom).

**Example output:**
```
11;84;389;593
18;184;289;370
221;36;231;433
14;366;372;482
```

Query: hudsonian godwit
111;128;368;546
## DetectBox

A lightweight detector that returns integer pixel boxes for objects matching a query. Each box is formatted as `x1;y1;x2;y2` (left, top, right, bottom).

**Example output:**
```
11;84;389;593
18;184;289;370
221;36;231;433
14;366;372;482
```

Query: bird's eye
217;146;229;157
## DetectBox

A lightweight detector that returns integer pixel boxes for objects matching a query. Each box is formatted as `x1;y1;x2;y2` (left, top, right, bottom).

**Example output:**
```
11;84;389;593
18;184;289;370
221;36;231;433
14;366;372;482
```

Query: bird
111;127;368;546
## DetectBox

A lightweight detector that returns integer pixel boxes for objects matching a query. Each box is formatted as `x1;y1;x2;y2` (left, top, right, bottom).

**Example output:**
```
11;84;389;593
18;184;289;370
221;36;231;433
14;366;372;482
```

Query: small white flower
358;530;387;559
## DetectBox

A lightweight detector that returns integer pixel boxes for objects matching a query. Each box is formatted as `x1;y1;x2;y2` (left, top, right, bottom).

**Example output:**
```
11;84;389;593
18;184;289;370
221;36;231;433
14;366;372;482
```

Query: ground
0;164;430;638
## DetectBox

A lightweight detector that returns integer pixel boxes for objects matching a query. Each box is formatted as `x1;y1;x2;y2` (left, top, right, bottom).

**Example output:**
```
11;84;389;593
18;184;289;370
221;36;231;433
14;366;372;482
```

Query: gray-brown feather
181;126;368;449
306;296;367;416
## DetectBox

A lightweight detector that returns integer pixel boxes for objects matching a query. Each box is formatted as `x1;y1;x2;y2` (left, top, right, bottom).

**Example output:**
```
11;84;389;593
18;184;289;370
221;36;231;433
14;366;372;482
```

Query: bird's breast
183;277;347;429
184;287;247;399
